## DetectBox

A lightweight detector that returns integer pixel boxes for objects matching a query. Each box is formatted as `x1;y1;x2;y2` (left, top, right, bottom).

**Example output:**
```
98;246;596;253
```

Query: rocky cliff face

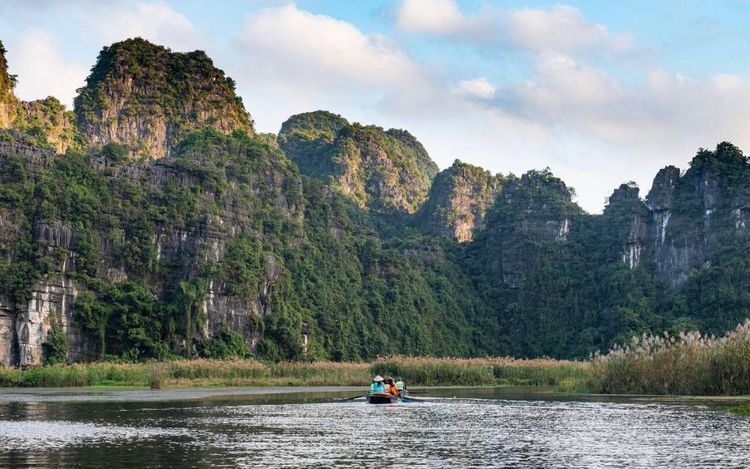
642;143;750;286
278;111;438;213
416;159;503;242
474;169;579;289
74;38;254;158
0;130;302;365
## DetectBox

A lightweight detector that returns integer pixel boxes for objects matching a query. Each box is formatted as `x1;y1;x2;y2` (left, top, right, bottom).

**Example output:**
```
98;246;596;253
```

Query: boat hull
366;393;395;404
366;393;408;404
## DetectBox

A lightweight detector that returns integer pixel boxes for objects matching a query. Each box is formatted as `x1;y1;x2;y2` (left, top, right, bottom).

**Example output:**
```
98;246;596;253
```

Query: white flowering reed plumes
591;319;750;395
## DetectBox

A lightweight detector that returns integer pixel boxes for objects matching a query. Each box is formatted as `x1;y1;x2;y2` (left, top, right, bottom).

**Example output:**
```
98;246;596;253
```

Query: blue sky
2;0;750;212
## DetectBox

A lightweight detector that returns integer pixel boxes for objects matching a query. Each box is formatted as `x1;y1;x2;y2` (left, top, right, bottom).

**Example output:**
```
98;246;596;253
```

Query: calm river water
0;387;748;468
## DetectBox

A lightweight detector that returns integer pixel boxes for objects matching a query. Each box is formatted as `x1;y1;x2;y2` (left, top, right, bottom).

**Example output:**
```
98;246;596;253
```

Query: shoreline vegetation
0;356;586;390
3;320;750;395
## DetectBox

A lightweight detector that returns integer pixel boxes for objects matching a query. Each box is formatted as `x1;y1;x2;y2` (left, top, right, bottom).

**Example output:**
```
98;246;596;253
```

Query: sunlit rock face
75;38;254;159
415;160;503;242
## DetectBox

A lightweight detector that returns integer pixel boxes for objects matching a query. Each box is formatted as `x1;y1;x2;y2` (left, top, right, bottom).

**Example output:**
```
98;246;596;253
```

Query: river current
0;387;748;468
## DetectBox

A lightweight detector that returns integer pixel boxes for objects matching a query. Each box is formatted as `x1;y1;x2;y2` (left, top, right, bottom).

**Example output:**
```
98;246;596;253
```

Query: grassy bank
590;320;750;395
0;356;589;389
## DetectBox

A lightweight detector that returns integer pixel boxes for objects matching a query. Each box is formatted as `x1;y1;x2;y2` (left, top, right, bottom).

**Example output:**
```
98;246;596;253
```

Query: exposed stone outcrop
416;159;503;242
615;143;750;286
604;183;649;269
74;38;254;158
0;132;301;364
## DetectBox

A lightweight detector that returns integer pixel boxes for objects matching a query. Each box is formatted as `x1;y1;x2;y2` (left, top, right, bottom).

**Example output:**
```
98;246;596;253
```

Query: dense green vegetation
278;111;439;213
0;127;489;364
5;36;750;381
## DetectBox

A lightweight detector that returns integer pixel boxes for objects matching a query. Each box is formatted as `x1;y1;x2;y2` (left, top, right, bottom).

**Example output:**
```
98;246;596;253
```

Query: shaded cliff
278;111;438;213
75;38;254;158
0;128;484;365
415;159;503;242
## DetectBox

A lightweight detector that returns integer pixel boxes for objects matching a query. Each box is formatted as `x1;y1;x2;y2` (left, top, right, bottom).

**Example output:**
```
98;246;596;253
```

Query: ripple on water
0;420;191;450
1;398;750;468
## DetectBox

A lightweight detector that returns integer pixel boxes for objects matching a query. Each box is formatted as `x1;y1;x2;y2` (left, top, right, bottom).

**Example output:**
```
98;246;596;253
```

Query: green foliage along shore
0;356;586;389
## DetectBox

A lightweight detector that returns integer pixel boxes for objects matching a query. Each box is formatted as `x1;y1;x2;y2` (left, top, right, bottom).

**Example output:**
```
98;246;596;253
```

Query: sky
1;0;750;213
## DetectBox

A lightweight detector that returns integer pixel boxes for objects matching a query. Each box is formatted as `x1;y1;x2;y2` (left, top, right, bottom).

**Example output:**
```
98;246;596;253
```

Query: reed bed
591;319;750;395
0;356;585;389
371;355;589;388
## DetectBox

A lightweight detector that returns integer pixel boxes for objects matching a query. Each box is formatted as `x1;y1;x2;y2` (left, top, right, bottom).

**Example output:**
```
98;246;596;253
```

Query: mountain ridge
0;38;749;365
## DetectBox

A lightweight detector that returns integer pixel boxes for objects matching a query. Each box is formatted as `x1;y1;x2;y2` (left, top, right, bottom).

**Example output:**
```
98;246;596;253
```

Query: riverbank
0;356;589;389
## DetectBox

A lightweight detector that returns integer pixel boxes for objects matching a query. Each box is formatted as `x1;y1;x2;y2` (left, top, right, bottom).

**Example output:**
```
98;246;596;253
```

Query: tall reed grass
591;319;750;395
371;355;588;388
0;356;586;389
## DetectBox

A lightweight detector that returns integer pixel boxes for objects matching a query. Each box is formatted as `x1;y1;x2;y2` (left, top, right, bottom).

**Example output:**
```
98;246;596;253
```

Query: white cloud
396;0;633;55
6;29;88;108
230;3;434;131
452;77;496;99
505;5;633;54
396;0;465;34
236;4;423;89
82;1;203;52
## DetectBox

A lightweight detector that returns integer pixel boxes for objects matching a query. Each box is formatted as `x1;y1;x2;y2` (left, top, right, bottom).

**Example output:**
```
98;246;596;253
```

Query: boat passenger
370;375;386;394
385;377;399;396
395;377;405;393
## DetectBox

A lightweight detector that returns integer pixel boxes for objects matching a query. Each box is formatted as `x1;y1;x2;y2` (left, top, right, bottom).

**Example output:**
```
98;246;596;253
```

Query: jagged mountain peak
74;37;254;158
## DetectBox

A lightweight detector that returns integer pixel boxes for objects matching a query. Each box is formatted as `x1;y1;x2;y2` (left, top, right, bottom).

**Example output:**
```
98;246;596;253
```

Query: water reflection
0;390;749;468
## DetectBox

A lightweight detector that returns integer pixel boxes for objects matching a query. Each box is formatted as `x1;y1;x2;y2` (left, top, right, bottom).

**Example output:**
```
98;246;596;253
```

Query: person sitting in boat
395;377;406;394
370;375;386;394
385;377;399;396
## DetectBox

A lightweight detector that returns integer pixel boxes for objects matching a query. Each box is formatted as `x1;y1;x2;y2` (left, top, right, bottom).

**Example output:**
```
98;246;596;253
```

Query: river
0;387;748;468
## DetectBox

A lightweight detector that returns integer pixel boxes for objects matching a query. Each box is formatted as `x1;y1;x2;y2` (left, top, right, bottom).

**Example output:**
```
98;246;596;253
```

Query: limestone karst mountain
278;111;438;213
415;160;503;242
1;38;750;365
74;38;254;158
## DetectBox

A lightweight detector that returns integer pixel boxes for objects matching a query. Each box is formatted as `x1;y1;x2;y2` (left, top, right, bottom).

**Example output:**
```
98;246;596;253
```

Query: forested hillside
1;38;749;366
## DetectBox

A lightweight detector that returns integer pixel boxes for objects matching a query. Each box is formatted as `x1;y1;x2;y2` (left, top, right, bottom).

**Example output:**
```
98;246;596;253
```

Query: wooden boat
366;392;410;404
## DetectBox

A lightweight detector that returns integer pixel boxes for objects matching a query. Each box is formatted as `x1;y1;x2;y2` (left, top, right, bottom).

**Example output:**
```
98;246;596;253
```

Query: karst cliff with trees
1;38;749;366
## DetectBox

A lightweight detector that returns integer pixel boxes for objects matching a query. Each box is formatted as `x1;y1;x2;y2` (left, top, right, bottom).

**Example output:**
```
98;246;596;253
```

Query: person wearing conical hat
370;375;386;394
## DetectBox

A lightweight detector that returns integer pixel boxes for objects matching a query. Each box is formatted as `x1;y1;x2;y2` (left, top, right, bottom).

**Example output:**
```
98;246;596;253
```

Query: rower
395;377;405;393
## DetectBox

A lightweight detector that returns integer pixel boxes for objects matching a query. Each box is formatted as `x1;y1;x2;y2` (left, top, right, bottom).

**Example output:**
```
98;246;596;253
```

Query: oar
336;394;366;402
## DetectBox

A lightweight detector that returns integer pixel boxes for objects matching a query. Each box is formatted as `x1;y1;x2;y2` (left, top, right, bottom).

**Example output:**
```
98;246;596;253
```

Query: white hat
373;375;384;382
